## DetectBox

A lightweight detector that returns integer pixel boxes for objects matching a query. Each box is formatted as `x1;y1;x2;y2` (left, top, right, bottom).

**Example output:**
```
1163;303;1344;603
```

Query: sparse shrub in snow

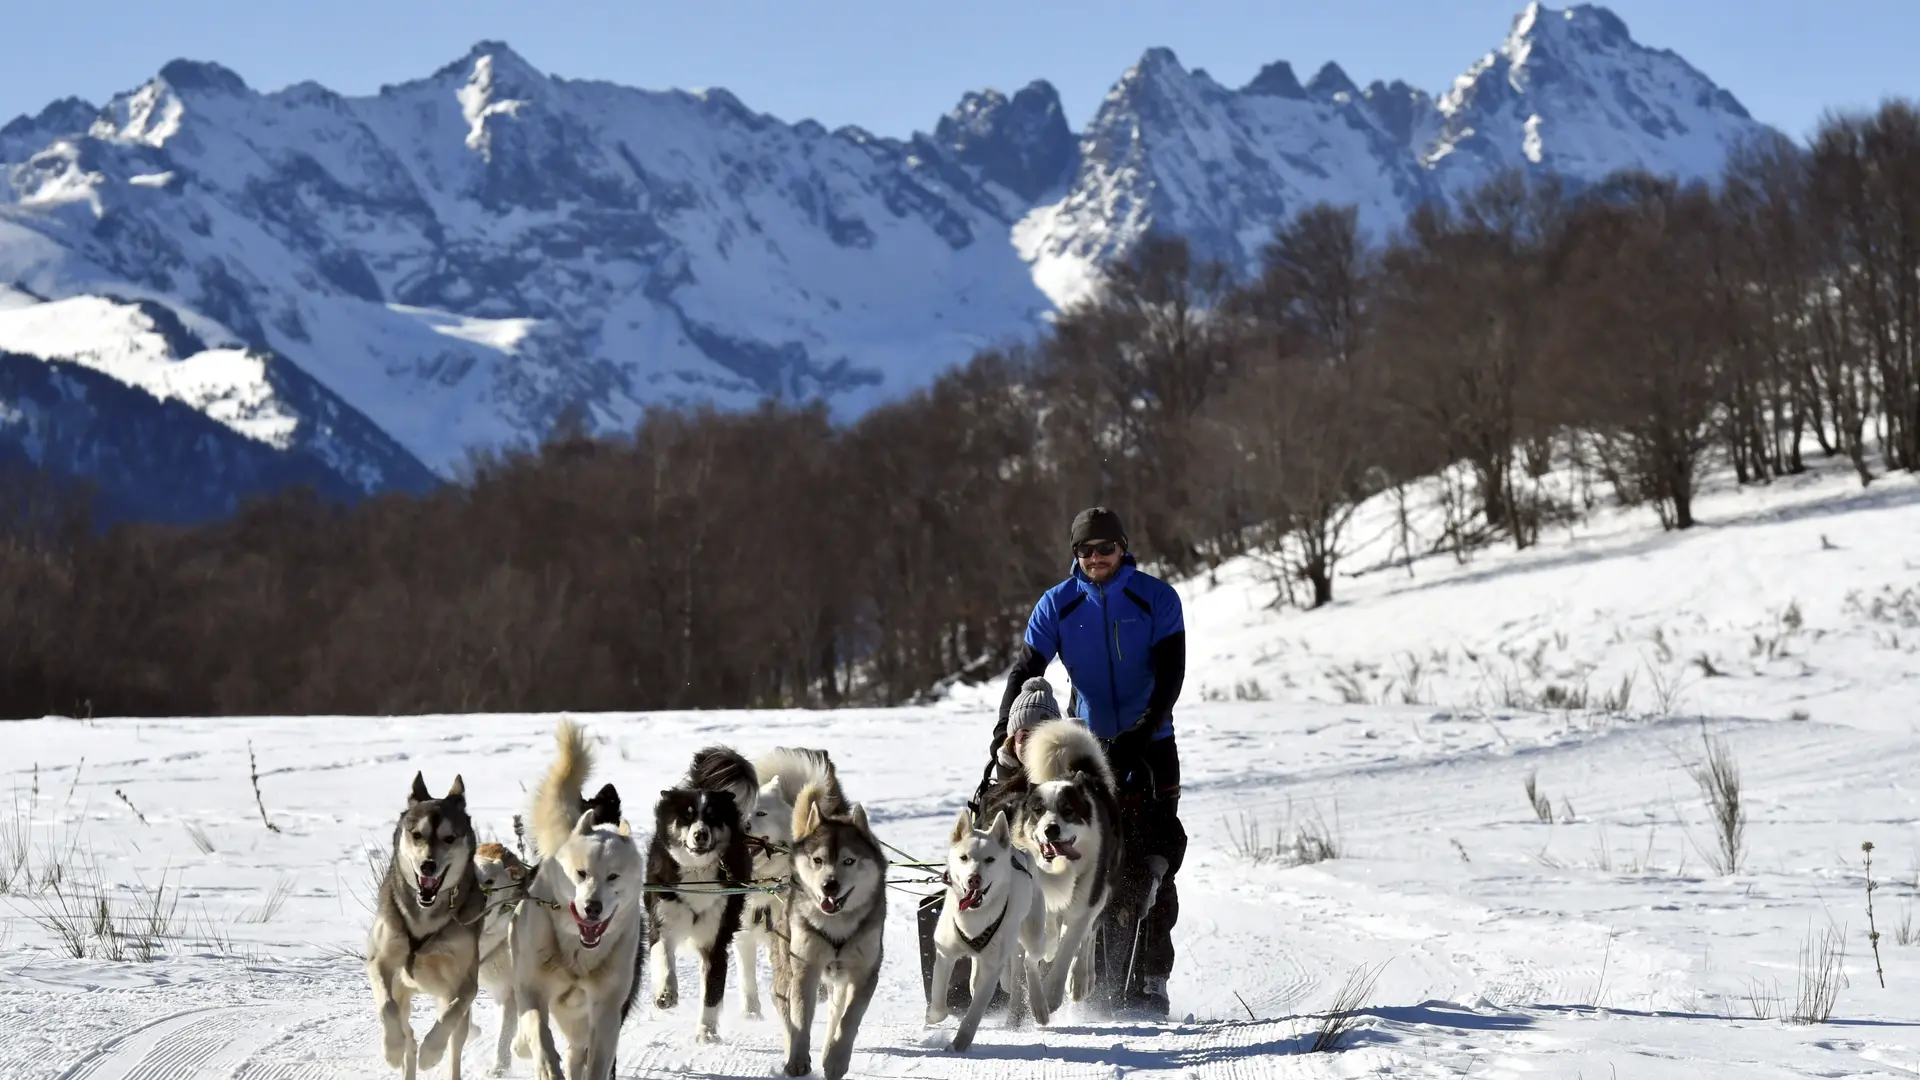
1894;904;1918;947
1308;962;1385;1052
26;861;178;963
1687;731;1746;876
1845;585;1920;629
1225;801;1342;866
1524;771;1555;823
1746;977;1783;1020
1863;842;1887;988
1789;925;1847;1024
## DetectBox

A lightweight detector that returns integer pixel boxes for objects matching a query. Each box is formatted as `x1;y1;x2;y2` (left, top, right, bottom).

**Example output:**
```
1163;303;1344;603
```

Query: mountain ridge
0;3;1776;521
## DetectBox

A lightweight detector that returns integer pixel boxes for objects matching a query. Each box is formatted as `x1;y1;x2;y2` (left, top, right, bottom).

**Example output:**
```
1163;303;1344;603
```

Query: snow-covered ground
3;452;1919;1078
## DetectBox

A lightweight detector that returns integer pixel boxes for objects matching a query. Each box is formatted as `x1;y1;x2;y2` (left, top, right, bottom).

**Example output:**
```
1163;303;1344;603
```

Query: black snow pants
1096;734;1188;1003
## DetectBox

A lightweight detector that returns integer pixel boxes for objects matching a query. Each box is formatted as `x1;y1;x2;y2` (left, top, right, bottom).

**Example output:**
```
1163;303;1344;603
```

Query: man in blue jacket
983;506;1187;1019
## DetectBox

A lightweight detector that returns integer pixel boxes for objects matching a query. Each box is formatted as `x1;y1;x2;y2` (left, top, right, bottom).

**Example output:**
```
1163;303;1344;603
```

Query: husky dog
472;842;530;1075
925;807;1050;1051
509;720;646;1080
365;772;486;1080
737;747;841;1019
780;781;887;1080
645;747;756;1042
997;718;1123;1013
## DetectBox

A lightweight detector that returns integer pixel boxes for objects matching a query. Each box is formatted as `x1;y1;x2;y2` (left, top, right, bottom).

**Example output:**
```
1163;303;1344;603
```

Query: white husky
736;746;840;1019
508;720;647;1080
472;842;529;1075
925;807;1050;1051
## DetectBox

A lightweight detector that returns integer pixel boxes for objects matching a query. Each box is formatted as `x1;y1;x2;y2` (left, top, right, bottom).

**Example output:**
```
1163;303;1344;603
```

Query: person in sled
980;506;1188;1019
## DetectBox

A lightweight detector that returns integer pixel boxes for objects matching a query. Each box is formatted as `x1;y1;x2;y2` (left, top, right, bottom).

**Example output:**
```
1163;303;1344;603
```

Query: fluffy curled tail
687;746;759;811
754;747;839;806
1024;718;1116;794
532;718;594;857
790;777;851;839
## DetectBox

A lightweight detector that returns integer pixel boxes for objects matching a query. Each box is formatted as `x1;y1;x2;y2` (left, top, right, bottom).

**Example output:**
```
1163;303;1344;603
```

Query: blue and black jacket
991;553;1186;757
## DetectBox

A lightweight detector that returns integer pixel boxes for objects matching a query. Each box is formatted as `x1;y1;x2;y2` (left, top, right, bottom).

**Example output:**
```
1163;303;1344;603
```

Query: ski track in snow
4;460;1920;1077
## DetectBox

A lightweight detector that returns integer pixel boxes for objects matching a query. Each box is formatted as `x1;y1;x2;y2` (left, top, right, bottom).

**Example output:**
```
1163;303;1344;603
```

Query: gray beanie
1008;676;1062;732
997;677;1062;776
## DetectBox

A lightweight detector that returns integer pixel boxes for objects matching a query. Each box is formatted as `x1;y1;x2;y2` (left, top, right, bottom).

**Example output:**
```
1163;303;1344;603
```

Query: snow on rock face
0;5;1775;495
1017;3;1772;306
0;41;1054;476
933;80;1076;203
0;289;435;500
1018;46;1433;308
1425;2;1765;191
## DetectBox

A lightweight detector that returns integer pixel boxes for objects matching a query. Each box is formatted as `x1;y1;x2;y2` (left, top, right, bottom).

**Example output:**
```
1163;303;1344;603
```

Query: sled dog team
364;713;1120;1080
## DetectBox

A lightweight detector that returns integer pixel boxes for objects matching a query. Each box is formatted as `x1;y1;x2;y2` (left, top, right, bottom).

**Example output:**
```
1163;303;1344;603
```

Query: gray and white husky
925;806;1050;1051
365;772;486;1080
508;719;647;1080
999;718;1123;1013
779;780;887;1080
737;747;841;1019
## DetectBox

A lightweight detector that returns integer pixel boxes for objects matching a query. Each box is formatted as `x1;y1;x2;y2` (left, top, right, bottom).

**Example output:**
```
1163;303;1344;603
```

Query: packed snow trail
5;706;1920;1079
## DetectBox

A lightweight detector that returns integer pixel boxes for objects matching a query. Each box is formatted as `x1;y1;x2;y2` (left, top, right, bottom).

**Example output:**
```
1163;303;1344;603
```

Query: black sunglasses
1074;541;1120;559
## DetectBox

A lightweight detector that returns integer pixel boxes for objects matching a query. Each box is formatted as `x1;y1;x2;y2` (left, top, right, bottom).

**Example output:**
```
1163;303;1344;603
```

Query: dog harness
948;853;1031;953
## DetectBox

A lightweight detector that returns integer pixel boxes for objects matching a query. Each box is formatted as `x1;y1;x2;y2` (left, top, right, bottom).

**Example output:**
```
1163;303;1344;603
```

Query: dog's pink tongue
572;905;610;947
820;893;842;914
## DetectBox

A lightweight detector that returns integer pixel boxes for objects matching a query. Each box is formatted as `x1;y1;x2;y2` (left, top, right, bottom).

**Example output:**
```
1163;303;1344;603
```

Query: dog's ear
850;803;872;840
987;810;1011;845
617;818;632;837
574;810;597;836
950;806;972;845
444;775;465;803
589;783;622;822
409;771;431;806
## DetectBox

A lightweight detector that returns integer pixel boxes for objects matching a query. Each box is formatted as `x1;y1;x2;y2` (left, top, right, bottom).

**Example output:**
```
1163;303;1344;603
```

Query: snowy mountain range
0;2;1774;522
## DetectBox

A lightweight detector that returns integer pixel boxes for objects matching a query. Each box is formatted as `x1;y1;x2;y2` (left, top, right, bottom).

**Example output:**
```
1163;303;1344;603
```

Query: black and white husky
985;718;1123;1013
645;746;756;1041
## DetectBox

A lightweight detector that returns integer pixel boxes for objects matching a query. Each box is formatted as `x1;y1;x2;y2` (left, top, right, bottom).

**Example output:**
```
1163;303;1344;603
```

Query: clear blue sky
3;1;1915;145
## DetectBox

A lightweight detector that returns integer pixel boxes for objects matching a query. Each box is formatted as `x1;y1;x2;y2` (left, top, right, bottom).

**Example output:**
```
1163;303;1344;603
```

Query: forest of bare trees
3;101;1918;720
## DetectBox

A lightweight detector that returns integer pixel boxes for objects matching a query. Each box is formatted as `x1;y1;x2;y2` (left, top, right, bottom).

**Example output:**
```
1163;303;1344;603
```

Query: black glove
1107;717;1155;786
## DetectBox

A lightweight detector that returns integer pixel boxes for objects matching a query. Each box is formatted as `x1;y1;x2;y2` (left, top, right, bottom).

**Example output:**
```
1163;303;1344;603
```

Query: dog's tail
1024;718;1117;794
687;746;759;812
790;776;853;838
532;718;594;857
753;746;840;807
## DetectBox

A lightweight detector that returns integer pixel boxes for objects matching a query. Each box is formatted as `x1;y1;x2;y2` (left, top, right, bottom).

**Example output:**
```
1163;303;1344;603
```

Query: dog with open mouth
508;719;646;1080
644;746;757;1042
736;747;841;1020
925;806;1050;1051
780;778;888;1080
991;717;1123;1014
365;771;486;1080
